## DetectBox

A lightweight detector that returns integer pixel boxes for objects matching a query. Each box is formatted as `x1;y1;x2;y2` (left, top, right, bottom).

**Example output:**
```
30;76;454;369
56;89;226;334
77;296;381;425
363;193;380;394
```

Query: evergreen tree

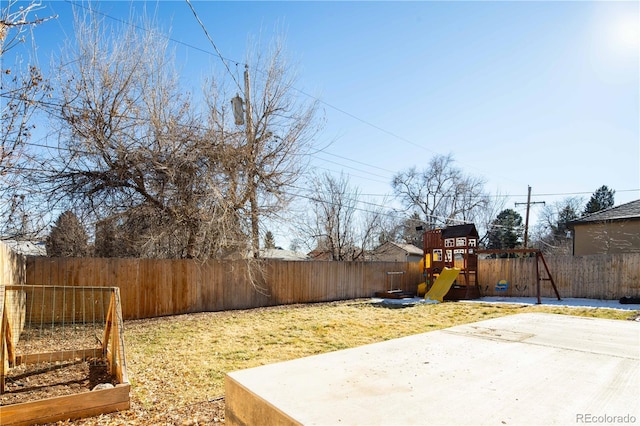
46;211;89;257
554;205;580;239
583;185;615;216
264;231;276;249
486;209;523;251
400;212;424;247
532;197;583;255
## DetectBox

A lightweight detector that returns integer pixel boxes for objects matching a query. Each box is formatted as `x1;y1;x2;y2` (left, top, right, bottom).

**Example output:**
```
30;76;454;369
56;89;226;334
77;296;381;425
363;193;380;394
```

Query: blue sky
8;0;640;244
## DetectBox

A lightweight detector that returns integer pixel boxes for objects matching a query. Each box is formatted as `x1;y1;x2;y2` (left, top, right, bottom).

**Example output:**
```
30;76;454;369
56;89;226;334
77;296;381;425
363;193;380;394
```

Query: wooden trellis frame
0;285;130;425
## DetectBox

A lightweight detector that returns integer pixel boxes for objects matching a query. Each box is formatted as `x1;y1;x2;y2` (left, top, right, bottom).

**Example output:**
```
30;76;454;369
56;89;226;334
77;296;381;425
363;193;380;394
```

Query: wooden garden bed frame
0;285;130;425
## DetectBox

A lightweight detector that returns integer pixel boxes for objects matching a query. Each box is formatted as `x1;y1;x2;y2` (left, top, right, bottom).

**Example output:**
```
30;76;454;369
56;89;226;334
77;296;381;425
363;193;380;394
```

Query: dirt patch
1;358;116;406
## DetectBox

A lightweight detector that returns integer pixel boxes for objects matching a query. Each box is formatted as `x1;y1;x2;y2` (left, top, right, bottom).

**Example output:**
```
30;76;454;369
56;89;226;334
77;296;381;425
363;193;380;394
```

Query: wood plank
4;306;15;366
109;298;119;378
1;293;6;394
112;288;128;384
102;293;115;354
15;348;103;366
0;383;130;426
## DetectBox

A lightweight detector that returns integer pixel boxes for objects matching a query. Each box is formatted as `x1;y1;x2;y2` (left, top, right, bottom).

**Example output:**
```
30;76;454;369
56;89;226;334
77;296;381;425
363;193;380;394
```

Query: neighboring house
371;241;424;262
1;239;47;256
307;249;333;261
567;199;640;255
260;248;309;261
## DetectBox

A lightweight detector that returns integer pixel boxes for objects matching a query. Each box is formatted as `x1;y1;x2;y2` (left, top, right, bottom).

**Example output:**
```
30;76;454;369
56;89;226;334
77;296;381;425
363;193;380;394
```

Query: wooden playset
423;224;481;300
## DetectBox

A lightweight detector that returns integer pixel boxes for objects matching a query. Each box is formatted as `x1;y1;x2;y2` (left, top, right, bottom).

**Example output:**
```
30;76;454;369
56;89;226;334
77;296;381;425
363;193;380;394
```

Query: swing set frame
475;248;561;304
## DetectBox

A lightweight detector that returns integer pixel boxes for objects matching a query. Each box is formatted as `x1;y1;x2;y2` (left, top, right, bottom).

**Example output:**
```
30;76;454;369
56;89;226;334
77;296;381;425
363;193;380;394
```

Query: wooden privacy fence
10;252;640;321
478;253;640;300
25;258;424;320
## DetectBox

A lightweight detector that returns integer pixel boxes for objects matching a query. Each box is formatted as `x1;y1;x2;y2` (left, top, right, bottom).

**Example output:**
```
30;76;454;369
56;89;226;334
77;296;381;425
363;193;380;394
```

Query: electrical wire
49;0;634;198
56;1;450;179
5;2;639;230
313;150;397;174
184;0;243;92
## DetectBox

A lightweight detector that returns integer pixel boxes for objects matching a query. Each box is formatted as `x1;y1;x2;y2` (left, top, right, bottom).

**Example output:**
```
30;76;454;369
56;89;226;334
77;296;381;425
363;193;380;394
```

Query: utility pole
244;65;254;146
243;65;260;258
515;186;545;248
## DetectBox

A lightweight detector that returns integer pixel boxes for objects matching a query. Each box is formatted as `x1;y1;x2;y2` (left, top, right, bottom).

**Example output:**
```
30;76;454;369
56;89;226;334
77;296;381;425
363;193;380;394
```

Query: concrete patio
226;313;639;425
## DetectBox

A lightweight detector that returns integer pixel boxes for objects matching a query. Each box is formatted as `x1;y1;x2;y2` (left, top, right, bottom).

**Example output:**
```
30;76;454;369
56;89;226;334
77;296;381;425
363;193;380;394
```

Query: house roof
1;239;47;256
568;199;640;226
441;223;479;239
376;242;423;256
394;242;424;255
260;248;309;260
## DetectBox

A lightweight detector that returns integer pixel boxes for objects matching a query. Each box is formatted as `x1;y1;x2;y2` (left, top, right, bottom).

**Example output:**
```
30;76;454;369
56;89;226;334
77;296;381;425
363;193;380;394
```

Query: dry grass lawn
59;299;637;425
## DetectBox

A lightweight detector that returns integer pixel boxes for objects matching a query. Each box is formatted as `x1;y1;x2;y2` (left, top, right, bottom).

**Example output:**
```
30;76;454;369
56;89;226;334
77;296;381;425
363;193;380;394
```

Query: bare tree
47;10;320;263
531;197;583;254
1;1;54;53
375;211;423;248
47;12;246;259
391;154;490;229
303;172;385;261
1;1;54;238
204;37;322;257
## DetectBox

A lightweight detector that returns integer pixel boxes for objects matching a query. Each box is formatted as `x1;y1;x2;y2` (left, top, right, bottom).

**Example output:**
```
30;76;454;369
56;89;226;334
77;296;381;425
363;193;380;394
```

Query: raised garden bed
0;285;130;425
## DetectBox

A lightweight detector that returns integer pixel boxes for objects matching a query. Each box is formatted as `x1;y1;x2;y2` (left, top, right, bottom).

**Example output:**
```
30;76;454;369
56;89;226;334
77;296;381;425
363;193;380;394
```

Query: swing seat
495;280;509;292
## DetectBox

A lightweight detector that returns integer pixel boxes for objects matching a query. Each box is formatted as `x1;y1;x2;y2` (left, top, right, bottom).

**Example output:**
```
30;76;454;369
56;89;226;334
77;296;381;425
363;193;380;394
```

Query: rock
92;383;115;391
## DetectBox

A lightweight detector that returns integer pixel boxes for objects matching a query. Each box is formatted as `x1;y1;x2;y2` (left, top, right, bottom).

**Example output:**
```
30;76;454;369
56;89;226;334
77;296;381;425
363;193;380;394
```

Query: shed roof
568;199;640;226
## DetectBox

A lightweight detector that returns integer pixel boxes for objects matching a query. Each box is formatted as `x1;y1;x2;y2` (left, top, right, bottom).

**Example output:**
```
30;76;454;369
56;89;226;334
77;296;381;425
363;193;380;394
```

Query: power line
8;3;639;220
62;0;240;65
184;0;242;92
310;165;391;186
311;157;392;181
52;0;633;200
52;1;524;192
288;187;471;226
58;2;445;166
291;85;440;155
9;135;640;205
313;150;397;174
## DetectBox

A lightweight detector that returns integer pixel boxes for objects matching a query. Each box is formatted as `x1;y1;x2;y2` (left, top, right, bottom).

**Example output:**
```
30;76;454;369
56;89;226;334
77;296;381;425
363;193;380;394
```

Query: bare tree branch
391;154;490;228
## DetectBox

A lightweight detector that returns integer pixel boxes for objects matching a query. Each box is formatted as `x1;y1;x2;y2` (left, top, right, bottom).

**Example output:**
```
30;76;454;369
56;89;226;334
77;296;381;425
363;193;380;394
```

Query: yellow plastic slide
424;267;461;302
